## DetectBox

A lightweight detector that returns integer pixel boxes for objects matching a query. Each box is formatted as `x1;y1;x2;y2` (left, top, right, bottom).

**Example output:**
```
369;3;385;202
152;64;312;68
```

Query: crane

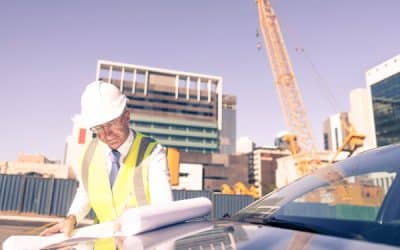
255;0;364;176
255;0;319;175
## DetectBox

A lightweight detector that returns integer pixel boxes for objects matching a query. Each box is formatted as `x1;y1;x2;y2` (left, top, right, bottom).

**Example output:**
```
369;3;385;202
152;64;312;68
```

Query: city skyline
1;1;400;161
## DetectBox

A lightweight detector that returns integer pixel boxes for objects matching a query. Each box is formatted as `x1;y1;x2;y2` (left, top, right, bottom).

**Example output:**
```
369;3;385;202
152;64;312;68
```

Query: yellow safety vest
81;132;158;223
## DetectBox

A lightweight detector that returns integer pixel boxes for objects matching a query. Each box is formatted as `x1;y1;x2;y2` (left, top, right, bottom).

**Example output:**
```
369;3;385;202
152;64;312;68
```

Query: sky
1;0;399;162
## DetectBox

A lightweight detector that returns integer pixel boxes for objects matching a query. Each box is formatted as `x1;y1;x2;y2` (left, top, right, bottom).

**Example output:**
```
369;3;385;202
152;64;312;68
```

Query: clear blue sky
1;1;399;161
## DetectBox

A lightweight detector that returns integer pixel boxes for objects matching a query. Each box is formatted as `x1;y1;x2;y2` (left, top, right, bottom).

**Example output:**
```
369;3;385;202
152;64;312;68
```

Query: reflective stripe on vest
81;132;157;223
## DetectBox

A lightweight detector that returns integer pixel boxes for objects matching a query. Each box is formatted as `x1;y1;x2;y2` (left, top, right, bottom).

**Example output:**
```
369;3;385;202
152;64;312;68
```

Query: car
44;144;400;249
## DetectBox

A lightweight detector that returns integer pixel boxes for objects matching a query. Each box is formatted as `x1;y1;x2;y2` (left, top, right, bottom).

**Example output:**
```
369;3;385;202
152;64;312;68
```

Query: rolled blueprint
116;197;212;236
3;197;212;250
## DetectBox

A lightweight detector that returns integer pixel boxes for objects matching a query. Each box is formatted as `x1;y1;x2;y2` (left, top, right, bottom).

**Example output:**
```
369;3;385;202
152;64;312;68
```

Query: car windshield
233;144;400;247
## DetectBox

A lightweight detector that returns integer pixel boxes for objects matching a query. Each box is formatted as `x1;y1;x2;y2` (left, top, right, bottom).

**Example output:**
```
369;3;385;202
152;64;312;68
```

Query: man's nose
103;126;114;137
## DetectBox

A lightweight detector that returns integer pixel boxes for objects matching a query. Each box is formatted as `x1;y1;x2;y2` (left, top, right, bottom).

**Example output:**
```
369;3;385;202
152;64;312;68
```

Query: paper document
117;196;212;236
3;197;212;250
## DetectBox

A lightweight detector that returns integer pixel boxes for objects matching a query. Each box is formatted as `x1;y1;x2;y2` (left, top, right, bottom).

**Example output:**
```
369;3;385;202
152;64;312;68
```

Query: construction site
1;0;400;248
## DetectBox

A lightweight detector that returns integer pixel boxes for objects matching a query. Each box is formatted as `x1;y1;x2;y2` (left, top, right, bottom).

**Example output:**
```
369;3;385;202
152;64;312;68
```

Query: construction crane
329;117;365;163
255;0;319;175
255;0;364;176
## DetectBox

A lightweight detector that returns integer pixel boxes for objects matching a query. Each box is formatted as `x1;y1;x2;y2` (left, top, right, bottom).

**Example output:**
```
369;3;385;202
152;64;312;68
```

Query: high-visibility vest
81;131;157;223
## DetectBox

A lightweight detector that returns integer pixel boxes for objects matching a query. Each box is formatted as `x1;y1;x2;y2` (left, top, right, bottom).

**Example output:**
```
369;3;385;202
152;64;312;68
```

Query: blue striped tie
109;150;121;187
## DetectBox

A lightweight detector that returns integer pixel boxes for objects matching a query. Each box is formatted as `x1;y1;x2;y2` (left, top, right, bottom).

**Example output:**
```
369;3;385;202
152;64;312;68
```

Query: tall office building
248;147;290;195
220;95;236;154
322;112;349;151
348;88;376;151
97;60;223;153
366;55;400;147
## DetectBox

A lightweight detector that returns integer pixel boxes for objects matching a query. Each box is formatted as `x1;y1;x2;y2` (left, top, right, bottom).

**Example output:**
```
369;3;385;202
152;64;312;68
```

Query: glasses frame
90;115;124;134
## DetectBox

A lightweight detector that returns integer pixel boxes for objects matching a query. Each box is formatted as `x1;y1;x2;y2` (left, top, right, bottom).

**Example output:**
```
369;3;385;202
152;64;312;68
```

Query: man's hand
39;215;77;237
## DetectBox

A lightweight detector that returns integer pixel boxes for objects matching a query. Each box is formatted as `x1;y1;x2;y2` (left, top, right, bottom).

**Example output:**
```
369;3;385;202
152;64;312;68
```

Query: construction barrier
0;174;254;220
21;177;53;214
50;179;78;216
0;175;25;212
212;194;254;219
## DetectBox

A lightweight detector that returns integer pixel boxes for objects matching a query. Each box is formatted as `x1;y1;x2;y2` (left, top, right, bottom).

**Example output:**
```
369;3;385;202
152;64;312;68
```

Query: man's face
91;110;130;149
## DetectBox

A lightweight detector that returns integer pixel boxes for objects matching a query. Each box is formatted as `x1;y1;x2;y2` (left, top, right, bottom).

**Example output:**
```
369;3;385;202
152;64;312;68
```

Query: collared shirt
104;129;134;171
68;130;173;222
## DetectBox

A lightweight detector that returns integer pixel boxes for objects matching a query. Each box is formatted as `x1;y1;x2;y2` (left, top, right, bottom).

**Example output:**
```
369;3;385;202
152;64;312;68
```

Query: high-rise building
366;55;400;147
97;60;223;153
322;112;349;151
248;147;289;195
220;95;236;154
349;88;376;151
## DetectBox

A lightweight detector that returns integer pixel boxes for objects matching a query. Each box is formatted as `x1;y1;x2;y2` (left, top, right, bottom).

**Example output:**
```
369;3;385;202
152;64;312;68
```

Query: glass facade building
371;72;400;146
96;60;223;153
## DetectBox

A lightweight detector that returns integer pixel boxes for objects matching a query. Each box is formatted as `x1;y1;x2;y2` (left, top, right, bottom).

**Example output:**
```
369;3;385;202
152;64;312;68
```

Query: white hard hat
80;81;127;128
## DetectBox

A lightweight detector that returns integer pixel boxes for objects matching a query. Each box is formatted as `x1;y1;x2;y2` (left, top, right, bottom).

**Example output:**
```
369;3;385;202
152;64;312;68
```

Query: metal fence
0;174;78;216
50;179;78;216
0;174;25;211
21;177;53;214
0;174;254;220
212;194;254;219
171;190;255;220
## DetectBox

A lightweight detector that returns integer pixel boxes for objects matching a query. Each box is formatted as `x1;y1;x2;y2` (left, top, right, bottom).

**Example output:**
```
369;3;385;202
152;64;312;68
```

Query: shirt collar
105;129;134;163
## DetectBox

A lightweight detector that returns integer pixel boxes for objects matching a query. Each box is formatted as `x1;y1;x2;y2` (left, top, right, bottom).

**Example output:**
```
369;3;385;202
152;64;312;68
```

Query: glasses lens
90;116;122;134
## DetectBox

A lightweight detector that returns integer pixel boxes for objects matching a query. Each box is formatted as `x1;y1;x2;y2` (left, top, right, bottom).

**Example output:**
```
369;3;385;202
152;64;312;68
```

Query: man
41;81;172;236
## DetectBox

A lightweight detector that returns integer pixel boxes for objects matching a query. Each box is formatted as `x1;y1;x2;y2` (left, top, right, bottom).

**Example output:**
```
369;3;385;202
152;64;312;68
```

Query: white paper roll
3;197;212;250
117;197;212;236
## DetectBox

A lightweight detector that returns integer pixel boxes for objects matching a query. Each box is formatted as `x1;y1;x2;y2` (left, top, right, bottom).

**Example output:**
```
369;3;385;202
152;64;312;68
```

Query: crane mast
256;0;316;154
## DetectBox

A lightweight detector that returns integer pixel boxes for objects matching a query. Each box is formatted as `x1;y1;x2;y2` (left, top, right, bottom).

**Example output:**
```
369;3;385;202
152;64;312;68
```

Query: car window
276;171;396;222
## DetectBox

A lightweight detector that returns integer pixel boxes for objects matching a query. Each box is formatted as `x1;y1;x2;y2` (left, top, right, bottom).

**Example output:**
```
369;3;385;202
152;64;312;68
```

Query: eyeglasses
90;115;123;134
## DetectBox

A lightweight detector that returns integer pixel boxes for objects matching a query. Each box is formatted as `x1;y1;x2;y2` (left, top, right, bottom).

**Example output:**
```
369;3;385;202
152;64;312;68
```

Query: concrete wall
0;162;70;179
174;163;203;190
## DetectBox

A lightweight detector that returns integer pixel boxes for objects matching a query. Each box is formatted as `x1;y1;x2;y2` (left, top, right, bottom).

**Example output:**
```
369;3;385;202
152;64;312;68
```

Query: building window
323;133;329;150
334;128;339;150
